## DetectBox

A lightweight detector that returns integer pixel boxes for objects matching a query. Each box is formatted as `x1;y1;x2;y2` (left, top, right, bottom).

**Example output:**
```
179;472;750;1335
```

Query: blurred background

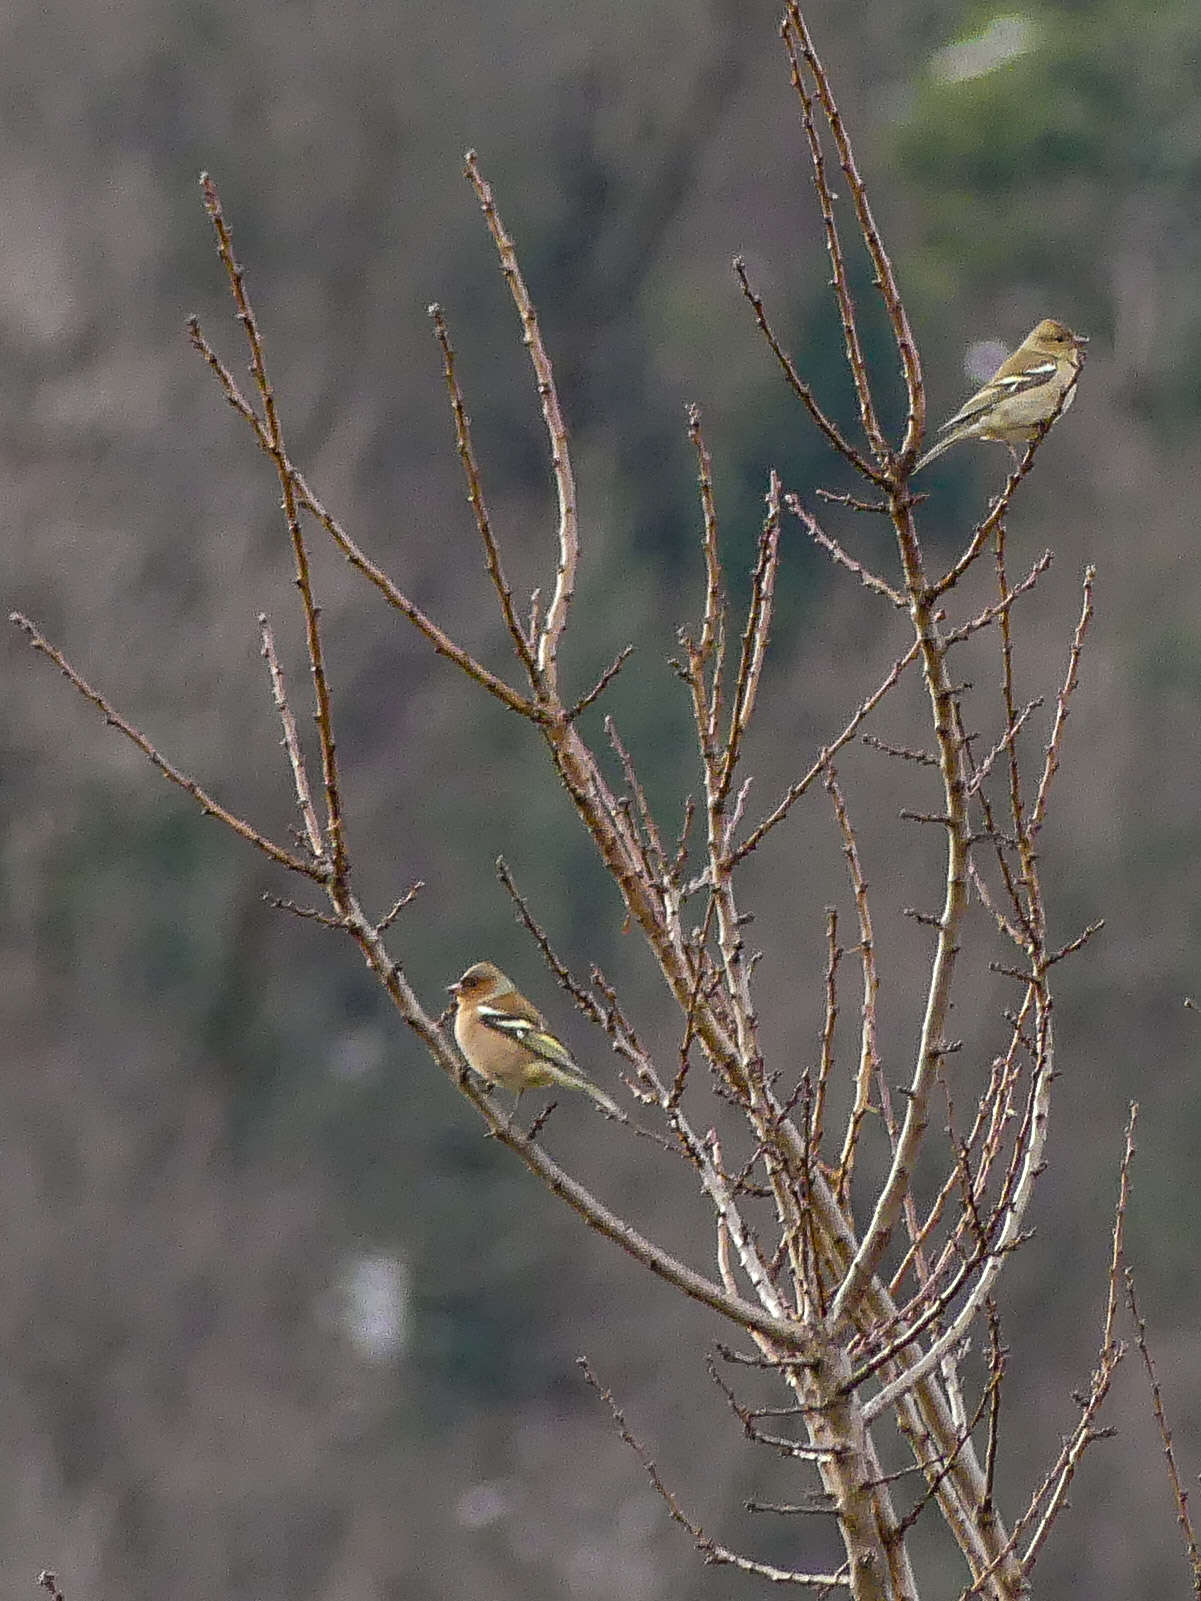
3;0;1200;1596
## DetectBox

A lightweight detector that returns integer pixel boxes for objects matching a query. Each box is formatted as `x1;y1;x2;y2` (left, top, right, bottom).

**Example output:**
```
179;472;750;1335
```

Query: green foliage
895;2;1201;419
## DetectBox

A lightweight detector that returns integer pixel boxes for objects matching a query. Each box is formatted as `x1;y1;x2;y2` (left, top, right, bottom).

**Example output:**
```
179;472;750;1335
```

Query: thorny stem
429;303;538;678
464;152;578;697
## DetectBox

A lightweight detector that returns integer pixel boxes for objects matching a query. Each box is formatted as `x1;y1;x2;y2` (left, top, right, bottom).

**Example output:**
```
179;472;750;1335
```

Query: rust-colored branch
187;315;537;719
464;152;578;696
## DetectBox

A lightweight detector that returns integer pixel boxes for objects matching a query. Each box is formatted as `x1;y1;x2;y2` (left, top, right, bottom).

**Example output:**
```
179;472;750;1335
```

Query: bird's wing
476;1004;578;1073
938;361;1059;432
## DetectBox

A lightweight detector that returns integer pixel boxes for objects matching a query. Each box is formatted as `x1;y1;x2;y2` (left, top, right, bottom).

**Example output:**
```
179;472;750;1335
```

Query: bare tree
13;6;1191;1599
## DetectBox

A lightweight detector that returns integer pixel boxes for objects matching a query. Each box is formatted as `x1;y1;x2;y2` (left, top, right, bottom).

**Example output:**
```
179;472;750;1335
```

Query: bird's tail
911;428;961;474
547;1064;620;1116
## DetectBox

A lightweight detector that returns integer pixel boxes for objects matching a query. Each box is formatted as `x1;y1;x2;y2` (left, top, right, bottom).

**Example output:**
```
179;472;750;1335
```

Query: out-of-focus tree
895;3;1201;417
7;3;1201;1599
17;7;1197;1601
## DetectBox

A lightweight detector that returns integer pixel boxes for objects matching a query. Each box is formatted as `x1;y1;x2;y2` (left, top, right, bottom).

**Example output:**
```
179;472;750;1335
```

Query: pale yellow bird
914;318;1087;473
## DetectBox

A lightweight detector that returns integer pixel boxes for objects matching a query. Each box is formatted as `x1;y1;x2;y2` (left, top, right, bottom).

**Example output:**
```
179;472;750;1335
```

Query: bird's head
449;960;512;1004
1031;318;1087;352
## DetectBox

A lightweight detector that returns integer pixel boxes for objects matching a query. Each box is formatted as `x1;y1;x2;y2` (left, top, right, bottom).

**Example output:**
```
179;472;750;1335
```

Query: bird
913;318;1087;474
449;960;619;1116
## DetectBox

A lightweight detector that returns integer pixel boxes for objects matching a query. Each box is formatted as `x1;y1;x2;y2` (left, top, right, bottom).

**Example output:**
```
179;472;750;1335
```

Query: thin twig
812;908;840;1156
1031;566;1096;832
376;882;425;932
735;259;880;481
186;318;536;718
863;734;938;767
578;1361;850;1587
1014;1106;1136;1576
779;12;889;464
464;152;578;693
568;645;636;720
966;700;1043;798
1045;920;1104;967
1125;1259;1201;1595
730;638;921;866
718;475;783;815
259;614;325;862
780;3;923;462
823;764;880;1205
200;173;350;890
815;487;892;515
787;494;906;608
11;613;319;880
942;551;1054;649
429;302;538;677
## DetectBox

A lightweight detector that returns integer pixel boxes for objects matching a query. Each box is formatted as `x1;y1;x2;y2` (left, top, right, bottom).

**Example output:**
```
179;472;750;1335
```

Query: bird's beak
447;982;461;996
1075;334;1089;346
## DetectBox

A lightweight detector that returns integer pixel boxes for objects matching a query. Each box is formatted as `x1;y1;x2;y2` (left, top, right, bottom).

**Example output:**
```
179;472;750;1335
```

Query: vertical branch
823;762;880;1205
200;173;351;893
994;525;1034;929
429;303;539;677
672;456;824;1329
1125;1262;1201;1595
1031;567;1096;832
689;405;724;664
1015;1109;1136;1577
684;406;729;781
717;473;782;819
812;905;841;1156
780;15;889;464
464;152;578;697
259;615;325;863
831;493;970;1330
782;2;924;461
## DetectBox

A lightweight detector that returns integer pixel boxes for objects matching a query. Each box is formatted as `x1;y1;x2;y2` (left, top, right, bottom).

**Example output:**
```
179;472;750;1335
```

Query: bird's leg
505;1088;524;1132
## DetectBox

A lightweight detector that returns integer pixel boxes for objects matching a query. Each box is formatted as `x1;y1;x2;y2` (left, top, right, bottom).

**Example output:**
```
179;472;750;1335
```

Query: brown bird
449;961;619;1115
